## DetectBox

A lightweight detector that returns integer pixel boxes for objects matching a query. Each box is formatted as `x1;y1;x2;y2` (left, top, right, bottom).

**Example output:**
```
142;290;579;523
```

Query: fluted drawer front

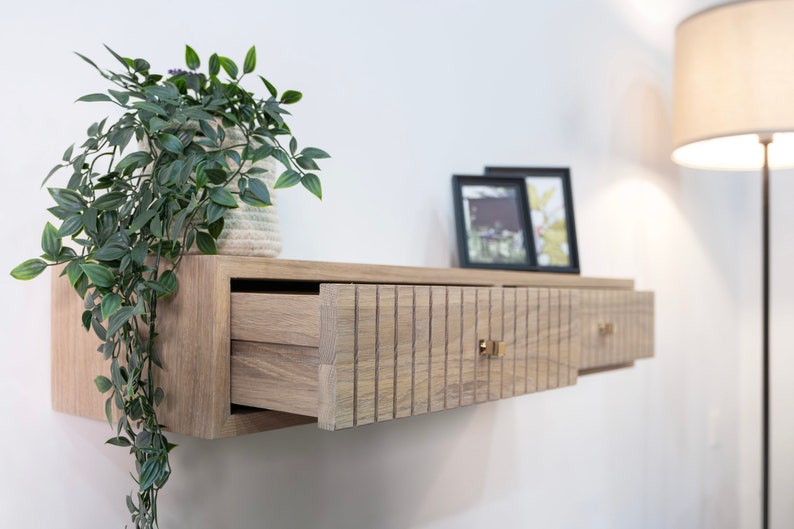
318;284;580;431
579;290;654;370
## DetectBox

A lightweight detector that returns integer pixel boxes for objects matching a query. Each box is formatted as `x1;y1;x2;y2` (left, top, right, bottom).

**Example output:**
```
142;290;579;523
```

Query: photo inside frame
525;176;571;267
461;184;527;265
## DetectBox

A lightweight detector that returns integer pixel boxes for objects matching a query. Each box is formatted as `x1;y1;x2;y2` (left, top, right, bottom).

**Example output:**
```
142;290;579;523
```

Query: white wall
1;0;789;527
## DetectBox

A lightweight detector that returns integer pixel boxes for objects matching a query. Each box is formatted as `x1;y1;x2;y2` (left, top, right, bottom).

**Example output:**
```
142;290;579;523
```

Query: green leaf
108;89;130;105
115;151;152;172
157;270;178;297
274;169;301;189
94;375;113;393
63;260;84;287
80;263;114;289
127;208;159;234
106;436;132;447
301;173;322;199
259;76;278;98
49;188;86;212
209;187;238;208
185;45;200;70
271;149;292;169
206;202;227;224
218;56;239;79
289;137;298;155
138;457;163;491
296;156;320;171
300;147;331;159
93;191;127;211
247;178;271;205
101;293;122;320
57;215;83;238
243;46;256;74
131;101;167;116
149;116;170;132
154;387;165;407
94;243;126;262
62;144;75;162
158;133;184;155
280;90;303;104
205;168;228;185
10;259;47;280
41;222;61;258
195;232;217;255
76;93;112;103
208;53;220;76
107;306;136;336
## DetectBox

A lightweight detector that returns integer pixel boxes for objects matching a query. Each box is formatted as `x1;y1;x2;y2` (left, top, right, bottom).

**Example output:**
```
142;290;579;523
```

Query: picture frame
452;175;535;270
484;166;580;273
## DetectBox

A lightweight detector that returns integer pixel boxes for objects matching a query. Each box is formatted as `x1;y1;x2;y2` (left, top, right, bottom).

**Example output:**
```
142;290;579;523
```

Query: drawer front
319;284;580;431
579;289;654;370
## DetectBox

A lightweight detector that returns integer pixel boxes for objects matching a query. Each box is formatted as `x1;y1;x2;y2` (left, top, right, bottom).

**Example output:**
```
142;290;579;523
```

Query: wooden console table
51;257;654;439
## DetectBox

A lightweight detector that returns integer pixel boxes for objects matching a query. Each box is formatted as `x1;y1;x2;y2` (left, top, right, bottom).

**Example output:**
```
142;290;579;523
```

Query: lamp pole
761;136;771;529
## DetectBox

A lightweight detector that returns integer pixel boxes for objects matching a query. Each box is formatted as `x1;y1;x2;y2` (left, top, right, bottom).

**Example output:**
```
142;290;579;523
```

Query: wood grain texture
318;285;356;430
429;286;447;413
548;289;560;389
445;287;463;409
413;286;431;416
51;269;105;421
53;255;653;438
568;290;581;384
475;288;490;404
230;341;318;417
376;286;396;422
558;289;571;387
536;289;550;392
513;288;528;396
502;288;516;399
231;293;319;346
210;256;635;290
355;285;378;426
395;286;414;419
526;289;540;394
460;288;477;406
576;288;655;372
488;288;504;402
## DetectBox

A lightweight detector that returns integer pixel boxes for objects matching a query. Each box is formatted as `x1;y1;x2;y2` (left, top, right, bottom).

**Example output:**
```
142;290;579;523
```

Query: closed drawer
578;290;654;371
230;284;581;430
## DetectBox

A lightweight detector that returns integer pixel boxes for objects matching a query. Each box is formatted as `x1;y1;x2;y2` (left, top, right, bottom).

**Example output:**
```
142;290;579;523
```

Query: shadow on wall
158;403;521;529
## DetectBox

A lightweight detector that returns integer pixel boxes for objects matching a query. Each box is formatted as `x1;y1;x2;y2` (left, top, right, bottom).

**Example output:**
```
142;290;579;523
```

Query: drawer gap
231;279;321;294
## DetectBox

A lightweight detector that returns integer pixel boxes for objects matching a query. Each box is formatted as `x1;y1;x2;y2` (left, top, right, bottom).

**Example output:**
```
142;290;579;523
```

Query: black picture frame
484;166;580;273
452;175;535;270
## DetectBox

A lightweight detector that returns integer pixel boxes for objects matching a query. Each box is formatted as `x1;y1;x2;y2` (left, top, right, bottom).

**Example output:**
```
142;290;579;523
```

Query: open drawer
52;256;653;439
230;285;580;430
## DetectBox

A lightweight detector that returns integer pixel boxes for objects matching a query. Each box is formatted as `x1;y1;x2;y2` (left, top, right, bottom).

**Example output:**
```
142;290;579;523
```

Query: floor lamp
672;1;794;528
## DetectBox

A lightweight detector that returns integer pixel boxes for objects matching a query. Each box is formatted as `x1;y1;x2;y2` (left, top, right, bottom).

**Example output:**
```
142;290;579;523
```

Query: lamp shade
672;0;794;170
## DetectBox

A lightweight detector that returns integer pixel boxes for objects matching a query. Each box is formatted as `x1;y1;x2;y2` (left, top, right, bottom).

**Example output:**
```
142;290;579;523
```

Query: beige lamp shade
672;0;794;170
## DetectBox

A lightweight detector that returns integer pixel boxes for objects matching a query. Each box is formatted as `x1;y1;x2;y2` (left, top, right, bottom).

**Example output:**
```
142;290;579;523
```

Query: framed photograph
484;167;579;273
452;175;534;269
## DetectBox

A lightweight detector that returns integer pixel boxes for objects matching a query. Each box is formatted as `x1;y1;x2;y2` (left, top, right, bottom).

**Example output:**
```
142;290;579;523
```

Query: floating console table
51;257;654;439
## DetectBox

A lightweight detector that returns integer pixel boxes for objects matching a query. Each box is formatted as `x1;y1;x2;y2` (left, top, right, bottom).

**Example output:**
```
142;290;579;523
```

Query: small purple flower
168;68;189;75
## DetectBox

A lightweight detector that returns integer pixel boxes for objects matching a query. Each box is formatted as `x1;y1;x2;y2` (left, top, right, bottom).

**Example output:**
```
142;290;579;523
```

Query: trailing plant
11;44;328;528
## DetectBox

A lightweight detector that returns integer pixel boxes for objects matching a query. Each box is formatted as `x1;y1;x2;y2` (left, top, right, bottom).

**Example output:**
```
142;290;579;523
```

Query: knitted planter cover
212;126;281;257
144;122;283;257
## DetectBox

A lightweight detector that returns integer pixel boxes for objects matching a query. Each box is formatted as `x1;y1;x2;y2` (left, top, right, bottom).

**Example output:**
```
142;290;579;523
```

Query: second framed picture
452;167;580;273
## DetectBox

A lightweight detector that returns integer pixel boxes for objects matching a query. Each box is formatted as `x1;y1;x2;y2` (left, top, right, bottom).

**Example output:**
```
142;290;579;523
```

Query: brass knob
598;323;615;335
479;339;506;357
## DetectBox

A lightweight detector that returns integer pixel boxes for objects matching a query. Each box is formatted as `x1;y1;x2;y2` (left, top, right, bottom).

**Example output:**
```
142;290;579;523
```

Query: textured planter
212;126;282;257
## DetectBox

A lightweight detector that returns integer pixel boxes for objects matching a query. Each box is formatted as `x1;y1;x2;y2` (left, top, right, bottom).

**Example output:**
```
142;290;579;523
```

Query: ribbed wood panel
319;284;580;431
578;289;655;371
